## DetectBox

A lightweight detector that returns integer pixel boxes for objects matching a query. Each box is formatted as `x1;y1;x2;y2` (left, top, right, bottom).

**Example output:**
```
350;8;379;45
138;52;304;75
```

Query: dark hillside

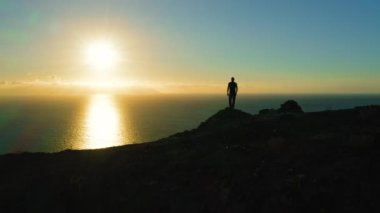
0;104;380;212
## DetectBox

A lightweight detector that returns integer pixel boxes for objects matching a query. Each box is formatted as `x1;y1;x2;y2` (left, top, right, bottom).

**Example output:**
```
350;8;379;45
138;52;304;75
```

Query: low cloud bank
0;81;159;96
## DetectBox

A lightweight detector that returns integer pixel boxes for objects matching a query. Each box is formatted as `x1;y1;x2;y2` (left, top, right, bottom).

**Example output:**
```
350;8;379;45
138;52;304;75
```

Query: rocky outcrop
278;100;304;113
259;100;303;115
198;108;253;130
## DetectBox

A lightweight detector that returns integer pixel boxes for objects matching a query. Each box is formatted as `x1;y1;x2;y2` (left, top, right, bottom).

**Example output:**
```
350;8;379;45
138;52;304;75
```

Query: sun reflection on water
82;94;124;149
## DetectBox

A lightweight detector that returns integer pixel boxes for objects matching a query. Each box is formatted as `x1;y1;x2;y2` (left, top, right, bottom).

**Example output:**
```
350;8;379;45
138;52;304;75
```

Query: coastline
0;104;380;212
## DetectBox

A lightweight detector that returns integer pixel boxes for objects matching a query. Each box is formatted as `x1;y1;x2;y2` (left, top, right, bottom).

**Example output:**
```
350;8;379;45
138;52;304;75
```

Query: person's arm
227;84;230;96
236;84;238;94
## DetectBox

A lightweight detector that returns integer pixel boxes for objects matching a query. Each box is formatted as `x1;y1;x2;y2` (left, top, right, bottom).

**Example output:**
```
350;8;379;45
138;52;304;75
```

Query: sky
0;0;379;94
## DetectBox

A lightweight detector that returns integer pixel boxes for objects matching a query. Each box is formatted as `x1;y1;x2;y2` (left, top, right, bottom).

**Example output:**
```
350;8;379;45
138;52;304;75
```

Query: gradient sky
0;0;379;94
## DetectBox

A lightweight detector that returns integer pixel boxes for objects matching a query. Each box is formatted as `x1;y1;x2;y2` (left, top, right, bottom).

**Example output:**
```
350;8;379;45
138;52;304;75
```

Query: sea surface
1;94;380;154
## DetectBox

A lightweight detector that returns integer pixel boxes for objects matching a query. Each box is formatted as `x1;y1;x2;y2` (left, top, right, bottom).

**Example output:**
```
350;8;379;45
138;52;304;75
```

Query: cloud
161;82;225;94
47;75;61;82
10;81;24;85
0;80;25;85
0;79;160;96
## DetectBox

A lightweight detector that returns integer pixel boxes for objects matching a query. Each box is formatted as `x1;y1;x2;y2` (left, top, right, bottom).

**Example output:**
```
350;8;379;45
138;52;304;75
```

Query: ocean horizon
1;94;380;154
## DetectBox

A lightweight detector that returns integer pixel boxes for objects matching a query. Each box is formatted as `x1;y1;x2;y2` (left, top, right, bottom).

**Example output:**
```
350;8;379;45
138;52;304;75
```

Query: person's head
231;77;235;82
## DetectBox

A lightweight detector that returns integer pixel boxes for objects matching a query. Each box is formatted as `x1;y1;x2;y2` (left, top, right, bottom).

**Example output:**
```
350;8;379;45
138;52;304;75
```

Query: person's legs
232;95;236;108
228;95;233;108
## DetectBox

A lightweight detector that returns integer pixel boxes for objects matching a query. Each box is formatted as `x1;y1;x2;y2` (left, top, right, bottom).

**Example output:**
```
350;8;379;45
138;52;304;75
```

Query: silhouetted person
227;77;238;109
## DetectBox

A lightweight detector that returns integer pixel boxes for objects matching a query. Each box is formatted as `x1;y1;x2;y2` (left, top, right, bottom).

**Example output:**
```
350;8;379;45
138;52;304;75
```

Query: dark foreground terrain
1;102;380;213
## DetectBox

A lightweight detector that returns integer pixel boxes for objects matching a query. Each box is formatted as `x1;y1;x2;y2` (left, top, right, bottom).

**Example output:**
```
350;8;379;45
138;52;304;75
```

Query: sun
84;40;119;70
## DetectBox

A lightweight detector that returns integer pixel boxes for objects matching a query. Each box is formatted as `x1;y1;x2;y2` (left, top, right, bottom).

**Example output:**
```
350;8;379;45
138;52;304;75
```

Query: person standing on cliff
227;77;238;109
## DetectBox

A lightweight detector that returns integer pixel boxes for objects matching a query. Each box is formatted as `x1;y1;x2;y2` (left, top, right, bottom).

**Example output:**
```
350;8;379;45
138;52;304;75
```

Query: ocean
1;94;379;154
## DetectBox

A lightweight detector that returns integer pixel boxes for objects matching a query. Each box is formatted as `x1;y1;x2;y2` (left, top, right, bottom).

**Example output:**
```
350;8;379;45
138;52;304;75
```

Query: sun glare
83;94;124;149
84;40;119;70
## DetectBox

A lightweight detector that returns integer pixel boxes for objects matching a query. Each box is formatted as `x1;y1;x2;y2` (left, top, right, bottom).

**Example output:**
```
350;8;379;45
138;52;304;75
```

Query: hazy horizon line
1;92;380;97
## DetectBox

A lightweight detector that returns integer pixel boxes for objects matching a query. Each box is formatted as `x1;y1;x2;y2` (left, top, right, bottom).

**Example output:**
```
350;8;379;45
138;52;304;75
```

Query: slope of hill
1;103;380;212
